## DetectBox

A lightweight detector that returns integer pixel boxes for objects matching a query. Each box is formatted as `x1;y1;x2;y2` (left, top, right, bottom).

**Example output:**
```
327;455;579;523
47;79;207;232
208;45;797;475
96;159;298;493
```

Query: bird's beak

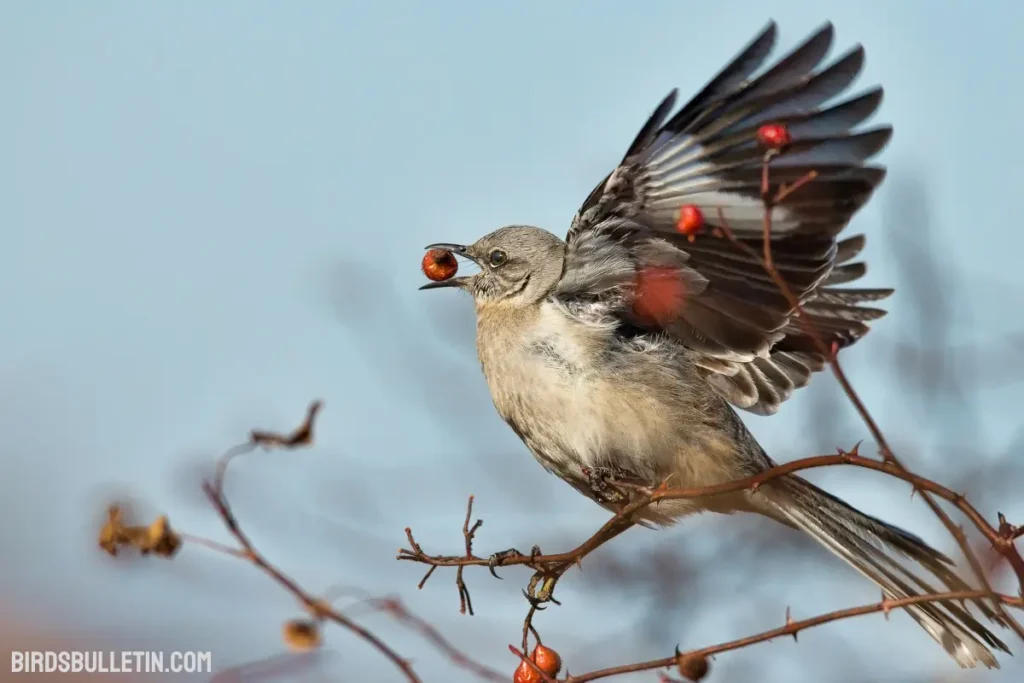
419;243;475;291
419;278;468;290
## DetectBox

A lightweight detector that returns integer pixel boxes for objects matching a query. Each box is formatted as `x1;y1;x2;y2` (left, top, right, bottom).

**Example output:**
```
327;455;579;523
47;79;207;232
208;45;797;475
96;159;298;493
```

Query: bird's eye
488;249;508;267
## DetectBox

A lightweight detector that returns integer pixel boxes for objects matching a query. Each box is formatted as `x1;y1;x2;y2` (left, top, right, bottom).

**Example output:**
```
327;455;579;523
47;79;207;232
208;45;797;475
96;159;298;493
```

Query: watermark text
11;651;212;674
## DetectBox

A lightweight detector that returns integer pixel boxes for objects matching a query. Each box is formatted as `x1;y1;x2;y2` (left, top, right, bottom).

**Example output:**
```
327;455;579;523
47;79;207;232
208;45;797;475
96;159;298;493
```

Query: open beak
419;243;475;290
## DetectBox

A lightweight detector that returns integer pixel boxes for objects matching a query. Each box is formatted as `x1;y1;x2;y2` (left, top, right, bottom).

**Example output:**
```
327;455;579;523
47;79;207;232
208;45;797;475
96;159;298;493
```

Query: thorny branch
568;590;1023;683
396;148;1024;680
398;450;1024;594
98;401;504;683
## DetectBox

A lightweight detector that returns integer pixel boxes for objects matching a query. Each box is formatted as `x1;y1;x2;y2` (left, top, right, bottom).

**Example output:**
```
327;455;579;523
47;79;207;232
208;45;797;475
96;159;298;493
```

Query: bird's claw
487;547;522;579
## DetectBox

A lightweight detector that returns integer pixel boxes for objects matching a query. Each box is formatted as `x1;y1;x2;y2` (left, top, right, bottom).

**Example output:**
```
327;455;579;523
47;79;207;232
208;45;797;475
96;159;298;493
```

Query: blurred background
2;1;1023;681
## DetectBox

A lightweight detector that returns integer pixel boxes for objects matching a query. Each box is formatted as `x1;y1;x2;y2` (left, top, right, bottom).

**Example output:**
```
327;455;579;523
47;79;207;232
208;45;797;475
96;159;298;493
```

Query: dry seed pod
282;619;322;652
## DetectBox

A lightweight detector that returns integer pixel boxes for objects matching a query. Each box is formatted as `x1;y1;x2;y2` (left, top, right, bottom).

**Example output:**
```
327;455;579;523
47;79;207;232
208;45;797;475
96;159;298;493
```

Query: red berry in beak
421;248;459;281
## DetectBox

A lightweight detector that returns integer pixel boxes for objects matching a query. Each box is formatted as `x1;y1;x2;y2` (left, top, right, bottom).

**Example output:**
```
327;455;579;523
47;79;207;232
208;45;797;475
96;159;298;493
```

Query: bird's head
420;225;565;308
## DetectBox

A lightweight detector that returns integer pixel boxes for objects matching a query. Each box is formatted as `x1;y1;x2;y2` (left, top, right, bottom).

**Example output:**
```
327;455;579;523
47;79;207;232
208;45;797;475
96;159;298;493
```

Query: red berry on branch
676;204;704;240
532;645;562;677
421;248;459;282
513;658;542;683
756;123;791;150
677;653;709;682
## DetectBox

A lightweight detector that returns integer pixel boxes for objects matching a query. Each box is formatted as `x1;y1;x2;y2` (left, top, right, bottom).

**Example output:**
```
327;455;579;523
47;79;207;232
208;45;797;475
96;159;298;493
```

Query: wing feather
558;22;892;414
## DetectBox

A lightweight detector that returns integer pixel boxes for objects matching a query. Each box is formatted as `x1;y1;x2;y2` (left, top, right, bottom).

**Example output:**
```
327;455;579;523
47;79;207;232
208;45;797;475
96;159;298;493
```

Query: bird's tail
759;476;1010;668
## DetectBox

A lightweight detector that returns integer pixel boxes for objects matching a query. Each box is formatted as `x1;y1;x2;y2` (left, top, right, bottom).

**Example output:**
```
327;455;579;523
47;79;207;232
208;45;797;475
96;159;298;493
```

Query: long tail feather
759;477;1010;668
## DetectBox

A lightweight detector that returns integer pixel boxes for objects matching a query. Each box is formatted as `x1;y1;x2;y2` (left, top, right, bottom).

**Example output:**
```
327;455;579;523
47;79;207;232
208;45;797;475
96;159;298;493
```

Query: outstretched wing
556;21;892;416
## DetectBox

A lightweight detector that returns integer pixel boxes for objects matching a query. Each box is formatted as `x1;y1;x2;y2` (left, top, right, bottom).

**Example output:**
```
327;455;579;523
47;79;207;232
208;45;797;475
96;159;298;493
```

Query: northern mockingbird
420;21;1008;668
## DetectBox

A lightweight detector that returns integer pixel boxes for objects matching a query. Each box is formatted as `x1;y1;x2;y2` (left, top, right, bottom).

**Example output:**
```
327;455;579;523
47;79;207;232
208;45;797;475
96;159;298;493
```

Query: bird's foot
582;466;627;505
524;569;563;607
487;545;542;579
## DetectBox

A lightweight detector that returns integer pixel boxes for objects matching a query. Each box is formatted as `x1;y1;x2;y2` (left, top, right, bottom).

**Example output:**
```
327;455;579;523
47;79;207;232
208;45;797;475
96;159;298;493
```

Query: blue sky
2;2;1023;681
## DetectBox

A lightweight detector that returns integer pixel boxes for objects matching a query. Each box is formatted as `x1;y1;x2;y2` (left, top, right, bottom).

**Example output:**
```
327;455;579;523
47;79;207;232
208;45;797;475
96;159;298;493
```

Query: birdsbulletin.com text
10;651;213;674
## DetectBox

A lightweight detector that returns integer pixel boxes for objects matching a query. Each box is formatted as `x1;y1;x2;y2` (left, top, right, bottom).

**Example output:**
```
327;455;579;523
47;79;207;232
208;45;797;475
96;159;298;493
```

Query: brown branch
177;532;250;559
565;590;1024;683
199;485;419;682
522;604;542;652
364;597;506;682
458;495;484;615
399;451;1019;578
196;402;421;683
160;403;505;682
211;400;323;496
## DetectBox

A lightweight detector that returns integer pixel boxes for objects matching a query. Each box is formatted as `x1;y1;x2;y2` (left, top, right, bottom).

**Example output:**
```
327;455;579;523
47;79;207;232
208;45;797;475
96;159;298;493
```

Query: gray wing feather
556;21;892;415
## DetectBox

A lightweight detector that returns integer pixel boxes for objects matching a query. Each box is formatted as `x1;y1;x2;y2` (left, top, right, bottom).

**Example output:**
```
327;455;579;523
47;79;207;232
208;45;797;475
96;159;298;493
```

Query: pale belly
473;302;760;525
476;304;742;500
500;356;676;474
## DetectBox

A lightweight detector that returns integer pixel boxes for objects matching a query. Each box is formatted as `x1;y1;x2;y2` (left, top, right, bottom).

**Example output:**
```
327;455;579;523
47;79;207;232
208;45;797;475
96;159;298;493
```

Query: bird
419;21;1010;668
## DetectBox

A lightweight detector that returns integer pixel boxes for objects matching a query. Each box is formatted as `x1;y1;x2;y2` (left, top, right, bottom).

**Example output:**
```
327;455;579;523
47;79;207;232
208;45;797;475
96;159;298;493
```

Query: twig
177;532;250;559
211;401;322;496
522;604;542;652
196;402;422;683
200;485;420;681
458;496;484;615
366;597;506;682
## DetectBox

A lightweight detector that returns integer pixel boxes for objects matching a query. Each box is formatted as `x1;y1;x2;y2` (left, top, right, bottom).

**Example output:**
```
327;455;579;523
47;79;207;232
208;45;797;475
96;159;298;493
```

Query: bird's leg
486;545;566;605
581;466;627;504
522;514;639;605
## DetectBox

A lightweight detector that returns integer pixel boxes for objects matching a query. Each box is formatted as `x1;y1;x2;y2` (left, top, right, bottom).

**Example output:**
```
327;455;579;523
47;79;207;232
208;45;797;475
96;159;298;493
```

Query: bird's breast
475;303;682;474
477;303;600;418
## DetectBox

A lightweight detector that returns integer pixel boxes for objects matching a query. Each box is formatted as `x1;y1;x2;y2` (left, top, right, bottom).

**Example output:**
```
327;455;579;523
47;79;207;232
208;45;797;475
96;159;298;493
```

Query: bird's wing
555;21;892;416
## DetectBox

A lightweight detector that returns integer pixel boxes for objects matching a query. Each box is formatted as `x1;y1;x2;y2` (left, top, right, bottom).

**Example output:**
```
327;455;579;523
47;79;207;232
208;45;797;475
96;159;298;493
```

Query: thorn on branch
836;441;862;461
